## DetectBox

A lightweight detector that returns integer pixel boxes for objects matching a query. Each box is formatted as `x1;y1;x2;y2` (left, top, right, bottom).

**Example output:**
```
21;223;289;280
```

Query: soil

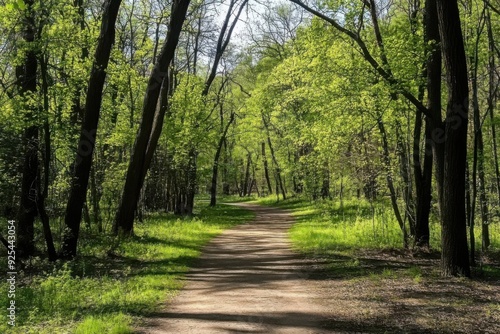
136;203;500;334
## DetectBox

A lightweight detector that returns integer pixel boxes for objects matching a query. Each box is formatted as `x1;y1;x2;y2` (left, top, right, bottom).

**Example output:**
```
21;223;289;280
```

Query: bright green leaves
4;0;26;11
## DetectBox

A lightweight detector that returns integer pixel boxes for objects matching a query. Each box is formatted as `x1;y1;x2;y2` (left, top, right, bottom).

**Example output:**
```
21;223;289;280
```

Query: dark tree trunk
414;117;433;248
243;153;251;197
321;162;330;199
436;0;470;277
39;55;57;261
222;140;231;195
486;10;500;204
114;0;190;234
471;41;490;250
70;0;89;125
210;113;235;206
267;136;286;200
61;0;122;258
262;142;273;195
396;123;415;233
412;0;443;248
185;149;197;215
17;0;38;258
90;165;102;232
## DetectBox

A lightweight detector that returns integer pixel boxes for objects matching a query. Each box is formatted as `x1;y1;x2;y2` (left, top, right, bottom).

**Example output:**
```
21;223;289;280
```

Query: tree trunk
114;0;191;235
486;10;500;204
436;0;471;277
184;149;198;215
17;0;38;258
210;113;235;206
321;162;330;199
396;123;415;233
471;35;490;250
222;140;231;195
412;0;443;249
243;153;251;197
61;0;122;258
414;116;433;248
39;56;57;261
262;142;273;194
267;136;286;200
377;117;408;248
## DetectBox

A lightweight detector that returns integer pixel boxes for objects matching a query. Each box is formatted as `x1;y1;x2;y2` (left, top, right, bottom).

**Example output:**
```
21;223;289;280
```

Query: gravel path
138;202;332;334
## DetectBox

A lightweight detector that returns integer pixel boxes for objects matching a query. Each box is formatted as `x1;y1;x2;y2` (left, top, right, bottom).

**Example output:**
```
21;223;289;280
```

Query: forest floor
136;202;500;334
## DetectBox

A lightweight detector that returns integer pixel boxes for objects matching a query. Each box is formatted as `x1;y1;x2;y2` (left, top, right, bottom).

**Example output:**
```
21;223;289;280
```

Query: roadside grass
256;196;500;333
217;194;258;203
256;195;500;279
0;204;253;334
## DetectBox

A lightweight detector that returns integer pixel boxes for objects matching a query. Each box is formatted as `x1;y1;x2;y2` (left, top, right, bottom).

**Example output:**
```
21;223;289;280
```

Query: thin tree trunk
321;161;330;199
243;153;251;197
396;123;415;232
377;117;408;248
210;113;235;206
262;142;273;194
470;21;490;250
267;136;286;200
486;10;500;206
222;140;230;195
90;165;102;232
61;0;122;258
39;55;57;261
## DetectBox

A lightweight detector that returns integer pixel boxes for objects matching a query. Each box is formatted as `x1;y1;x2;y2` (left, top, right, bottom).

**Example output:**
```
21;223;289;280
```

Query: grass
256;195;500;255
256;196;418;254
255;195;500;333
0;203;254;334
255;195;500;280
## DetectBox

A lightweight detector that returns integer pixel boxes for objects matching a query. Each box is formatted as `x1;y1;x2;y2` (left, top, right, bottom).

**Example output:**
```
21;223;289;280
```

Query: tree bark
210;113;235;206
267;136;286;200
114;0;191;235
377;117;408;248
413;0;443;248
17;0;38;258
61;0;122;258
486;10;500;205
436;0;471;277
243;153;252;196
262;142;273;194
470;25;490;250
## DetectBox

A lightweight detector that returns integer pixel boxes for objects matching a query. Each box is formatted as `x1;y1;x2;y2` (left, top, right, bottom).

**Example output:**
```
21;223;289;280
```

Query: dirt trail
138;203;332;333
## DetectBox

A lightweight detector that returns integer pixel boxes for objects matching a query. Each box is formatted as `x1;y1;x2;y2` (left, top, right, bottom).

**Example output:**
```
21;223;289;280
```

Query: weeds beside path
0;204;253;334
255;197;500;333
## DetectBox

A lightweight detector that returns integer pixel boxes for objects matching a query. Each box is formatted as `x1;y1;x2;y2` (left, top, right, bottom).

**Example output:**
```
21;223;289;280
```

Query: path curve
138;202;331;333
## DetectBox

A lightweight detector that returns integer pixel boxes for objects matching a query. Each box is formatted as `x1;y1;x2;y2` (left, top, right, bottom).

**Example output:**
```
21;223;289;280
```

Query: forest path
137;202;333;334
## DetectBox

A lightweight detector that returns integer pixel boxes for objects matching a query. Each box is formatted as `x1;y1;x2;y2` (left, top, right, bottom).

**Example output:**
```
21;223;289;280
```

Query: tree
61;0;123;258
436;0;471;276
16;0;38;258
114;0;191;235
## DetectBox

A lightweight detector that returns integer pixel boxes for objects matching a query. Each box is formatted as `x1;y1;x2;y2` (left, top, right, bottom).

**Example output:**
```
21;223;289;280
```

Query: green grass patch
0;204;254;334
257;196;411;254
256;195;500;281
